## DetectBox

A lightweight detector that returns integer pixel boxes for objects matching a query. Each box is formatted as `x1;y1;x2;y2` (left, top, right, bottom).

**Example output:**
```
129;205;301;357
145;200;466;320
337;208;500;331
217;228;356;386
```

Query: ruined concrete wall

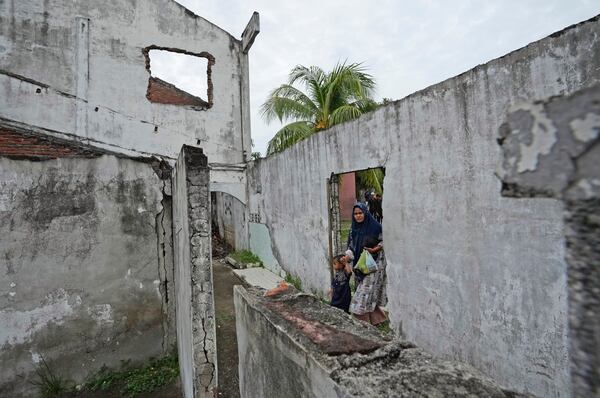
234;287;340;398
0;155;172;397
234;285;529;398
212;192;248;251
172;146;216;398
248;15;600;397
498;85;600;397
0;0;251;165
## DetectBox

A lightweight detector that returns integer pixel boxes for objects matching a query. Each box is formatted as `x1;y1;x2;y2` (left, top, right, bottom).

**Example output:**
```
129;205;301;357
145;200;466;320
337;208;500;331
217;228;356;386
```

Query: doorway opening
328;167;385;261
327;167;389;328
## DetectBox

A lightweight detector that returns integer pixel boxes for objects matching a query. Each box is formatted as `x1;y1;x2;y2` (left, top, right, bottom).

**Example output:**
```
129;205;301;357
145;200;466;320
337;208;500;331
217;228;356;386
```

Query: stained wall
248;16;600;397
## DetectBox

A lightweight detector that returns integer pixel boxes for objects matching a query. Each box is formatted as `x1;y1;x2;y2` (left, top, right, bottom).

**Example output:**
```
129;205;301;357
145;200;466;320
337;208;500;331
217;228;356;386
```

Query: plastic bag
365;251;377;272
355;250;378;275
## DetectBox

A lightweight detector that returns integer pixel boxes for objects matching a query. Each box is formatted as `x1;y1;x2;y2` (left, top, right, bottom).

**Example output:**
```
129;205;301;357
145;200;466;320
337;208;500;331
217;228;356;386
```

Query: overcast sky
171;0;599;155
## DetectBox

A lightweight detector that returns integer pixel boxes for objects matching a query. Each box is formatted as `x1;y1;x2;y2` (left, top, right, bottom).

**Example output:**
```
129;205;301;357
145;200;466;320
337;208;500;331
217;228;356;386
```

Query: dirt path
65;234;244;398
213;258;248;398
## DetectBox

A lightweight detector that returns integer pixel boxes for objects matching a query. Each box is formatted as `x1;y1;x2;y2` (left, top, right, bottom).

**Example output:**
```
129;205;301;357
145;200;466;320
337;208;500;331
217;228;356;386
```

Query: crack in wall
155;184;169;352
176;146;216;396
199;317;215;391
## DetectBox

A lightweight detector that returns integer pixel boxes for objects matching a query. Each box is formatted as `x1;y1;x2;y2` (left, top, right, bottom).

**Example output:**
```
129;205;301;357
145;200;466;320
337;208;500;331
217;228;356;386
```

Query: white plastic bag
365;251;378;273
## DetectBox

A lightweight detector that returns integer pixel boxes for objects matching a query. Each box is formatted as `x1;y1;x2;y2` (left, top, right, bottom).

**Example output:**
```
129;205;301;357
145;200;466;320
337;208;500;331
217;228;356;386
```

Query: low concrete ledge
234;285;531;397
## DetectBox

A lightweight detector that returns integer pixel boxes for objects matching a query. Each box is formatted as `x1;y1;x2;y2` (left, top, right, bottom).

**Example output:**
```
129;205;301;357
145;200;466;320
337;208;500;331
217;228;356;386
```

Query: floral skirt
350;266;387;315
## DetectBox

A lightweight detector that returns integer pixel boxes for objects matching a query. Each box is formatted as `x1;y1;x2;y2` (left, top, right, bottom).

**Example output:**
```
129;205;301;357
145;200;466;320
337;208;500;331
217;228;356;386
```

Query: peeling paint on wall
510;103;558;173
570;112;600;142
0;289;78;347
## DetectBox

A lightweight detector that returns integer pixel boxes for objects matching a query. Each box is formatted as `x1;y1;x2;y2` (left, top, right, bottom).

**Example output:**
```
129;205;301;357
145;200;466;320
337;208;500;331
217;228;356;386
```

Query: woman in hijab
346;203;387;325
347;203;382;270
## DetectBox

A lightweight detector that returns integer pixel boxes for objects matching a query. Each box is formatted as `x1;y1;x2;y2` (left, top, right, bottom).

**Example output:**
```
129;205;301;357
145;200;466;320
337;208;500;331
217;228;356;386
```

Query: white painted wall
0;0;252;165
248;16;600;398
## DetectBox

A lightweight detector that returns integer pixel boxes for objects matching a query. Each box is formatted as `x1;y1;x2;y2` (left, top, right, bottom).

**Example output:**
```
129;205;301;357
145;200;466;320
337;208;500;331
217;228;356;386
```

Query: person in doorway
363;190;373;207
370;193;383;223
346;203;382;283
328;253;353;313
349;235;388;325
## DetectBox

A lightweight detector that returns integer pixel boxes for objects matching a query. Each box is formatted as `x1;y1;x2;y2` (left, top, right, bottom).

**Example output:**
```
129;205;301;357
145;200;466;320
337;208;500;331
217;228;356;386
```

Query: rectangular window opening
143;47;214;109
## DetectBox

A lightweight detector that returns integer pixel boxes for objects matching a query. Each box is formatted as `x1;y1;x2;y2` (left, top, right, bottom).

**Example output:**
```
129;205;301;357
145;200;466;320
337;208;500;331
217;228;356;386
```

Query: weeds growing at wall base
31;356;72;398
85;353;179;397
284;273;303;291
230;250;262;266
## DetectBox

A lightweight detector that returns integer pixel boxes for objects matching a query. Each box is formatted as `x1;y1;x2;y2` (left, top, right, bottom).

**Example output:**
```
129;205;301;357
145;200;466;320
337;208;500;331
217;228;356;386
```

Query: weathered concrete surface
172;146;217;398
0;155;171;397
0;0;253;164
235;286;531;398
212;191;248;251
498;85;600;201
248;15;600;397
0;0;253;282
248;223;284;276
499;85;600;397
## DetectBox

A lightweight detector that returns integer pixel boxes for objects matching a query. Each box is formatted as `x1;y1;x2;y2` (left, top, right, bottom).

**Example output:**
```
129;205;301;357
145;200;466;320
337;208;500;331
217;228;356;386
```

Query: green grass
284;274;303;291
340;220;352;249
230;250;262;266
31;357;72;398
216;313;234;324
376;320;394;335
86;353;179;397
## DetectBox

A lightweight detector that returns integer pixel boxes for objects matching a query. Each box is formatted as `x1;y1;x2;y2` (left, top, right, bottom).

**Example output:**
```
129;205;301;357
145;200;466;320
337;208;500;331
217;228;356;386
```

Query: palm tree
356;168;384;195
261;62;377;155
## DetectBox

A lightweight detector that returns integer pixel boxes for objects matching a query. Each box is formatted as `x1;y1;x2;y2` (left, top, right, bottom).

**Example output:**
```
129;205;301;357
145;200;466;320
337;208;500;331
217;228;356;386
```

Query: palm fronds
356;168;385;195
266;121;314;155
262;62;377;155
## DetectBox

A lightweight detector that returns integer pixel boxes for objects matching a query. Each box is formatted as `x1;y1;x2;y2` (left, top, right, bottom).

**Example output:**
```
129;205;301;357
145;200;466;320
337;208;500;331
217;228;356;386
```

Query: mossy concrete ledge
233;285;532;397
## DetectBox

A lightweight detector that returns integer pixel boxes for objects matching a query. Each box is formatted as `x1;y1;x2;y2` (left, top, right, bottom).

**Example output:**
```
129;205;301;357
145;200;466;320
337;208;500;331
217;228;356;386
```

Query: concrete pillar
498;84;600;397
172;145;217;398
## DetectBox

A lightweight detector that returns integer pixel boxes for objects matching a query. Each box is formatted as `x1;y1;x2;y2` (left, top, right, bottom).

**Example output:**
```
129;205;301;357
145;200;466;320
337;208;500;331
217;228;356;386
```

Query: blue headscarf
347;202;382;264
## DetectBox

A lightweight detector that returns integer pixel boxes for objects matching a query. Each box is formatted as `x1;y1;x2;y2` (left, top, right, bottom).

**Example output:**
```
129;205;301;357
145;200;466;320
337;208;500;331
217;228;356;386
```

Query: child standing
329;253;353;313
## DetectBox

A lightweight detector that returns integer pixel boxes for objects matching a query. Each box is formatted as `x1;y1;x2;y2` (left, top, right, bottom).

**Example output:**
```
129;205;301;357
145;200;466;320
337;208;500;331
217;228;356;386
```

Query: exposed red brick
263;300;384;356
0;128;103;160
146;77;210;108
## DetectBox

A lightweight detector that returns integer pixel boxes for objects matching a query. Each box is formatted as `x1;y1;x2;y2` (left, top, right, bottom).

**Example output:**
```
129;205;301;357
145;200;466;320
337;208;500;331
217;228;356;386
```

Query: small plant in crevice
284;274;303;291
30;356;72;398
376;320;394;336
310;288;326;303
